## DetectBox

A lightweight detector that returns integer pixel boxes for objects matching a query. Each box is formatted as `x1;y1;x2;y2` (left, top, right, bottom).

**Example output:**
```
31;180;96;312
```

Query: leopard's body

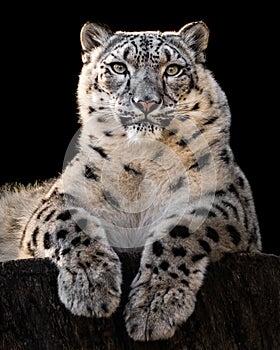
0;21;261;341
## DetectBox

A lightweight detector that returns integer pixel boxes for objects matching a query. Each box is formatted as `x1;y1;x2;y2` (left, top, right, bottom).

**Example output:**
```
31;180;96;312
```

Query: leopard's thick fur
0;21;261;341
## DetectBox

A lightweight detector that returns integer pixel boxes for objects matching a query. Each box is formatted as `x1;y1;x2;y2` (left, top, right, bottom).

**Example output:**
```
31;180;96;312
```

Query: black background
0;3;278;255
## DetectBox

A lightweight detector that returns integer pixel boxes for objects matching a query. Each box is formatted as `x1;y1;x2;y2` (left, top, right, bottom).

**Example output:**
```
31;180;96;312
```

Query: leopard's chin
124;122;163;141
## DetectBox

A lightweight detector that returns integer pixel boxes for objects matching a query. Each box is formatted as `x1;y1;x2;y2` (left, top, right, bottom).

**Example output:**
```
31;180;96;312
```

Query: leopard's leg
124;211;260;341
20;192;122;318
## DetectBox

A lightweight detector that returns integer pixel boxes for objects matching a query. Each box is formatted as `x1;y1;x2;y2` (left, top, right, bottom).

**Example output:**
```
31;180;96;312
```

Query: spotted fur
0;21;261;341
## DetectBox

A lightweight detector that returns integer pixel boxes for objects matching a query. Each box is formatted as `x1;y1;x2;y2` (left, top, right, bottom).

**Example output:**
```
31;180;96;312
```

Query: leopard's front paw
58;260;122;318
124;284;196;341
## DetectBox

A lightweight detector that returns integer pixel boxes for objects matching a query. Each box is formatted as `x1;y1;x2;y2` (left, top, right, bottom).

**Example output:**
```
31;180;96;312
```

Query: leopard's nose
132;98;161;114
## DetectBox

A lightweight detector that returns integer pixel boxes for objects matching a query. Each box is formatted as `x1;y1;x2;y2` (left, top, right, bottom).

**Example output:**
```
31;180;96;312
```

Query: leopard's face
98;34;197;139
78;22;210;140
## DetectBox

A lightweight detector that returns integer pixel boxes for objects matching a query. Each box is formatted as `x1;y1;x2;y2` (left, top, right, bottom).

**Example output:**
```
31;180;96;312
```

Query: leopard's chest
62;151;189;248
95;157;183;217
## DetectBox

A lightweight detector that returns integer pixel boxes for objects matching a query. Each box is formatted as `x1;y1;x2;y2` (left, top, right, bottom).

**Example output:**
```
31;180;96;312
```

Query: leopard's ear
178;21;209;62
80;22;113;62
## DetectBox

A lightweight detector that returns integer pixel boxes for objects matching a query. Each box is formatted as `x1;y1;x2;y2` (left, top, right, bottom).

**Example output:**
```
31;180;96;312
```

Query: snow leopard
0;21;261;341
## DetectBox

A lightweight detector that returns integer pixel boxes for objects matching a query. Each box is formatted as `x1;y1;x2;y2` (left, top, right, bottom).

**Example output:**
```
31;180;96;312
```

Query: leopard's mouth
123;122;163;140
123;122;163;133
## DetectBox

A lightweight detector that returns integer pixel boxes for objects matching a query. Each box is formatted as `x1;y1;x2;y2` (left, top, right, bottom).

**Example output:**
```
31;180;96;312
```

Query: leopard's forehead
111;31;165;48
119;31;163;41
100;31;183;66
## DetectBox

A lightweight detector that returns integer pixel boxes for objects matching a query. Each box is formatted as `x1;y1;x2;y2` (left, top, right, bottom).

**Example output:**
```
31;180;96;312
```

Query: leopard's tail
0;180;53;261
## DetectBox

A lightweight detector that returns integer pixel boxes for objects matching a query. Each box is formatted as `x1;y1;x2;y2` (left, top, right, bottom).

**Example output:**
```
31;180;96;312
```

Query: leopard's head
78;21;214;141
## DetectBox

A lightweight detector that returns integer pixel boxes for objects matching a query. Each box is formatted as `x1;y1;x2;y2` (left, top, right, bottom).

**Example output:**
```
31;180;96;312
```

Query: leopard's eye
165;64;182;77
111;62;127;74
